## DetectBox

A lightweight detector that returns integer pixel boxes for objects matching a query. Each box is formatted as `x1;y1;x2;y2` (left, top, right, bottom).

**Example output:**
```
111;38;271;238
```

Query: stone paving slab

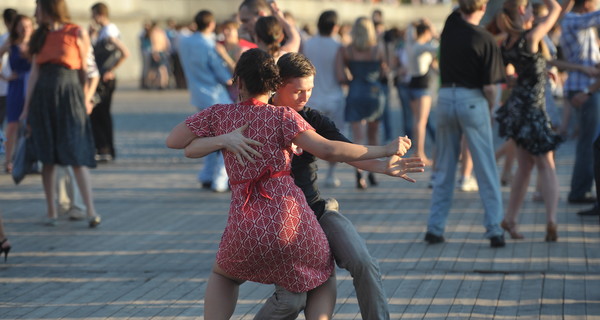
0;87;598;319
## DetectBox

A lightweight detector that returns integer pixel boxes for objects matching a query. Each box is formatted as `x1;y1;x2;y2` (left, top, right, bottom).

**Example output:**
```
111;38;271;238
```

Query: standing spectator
495;0;563;241
145;22;170;90
340;17;387;189
178;10;232;192
560;0;600;204
424;0;506;247
90;2;129;162
392;27;415;139
22;0;101;227
238;0;272;45
138;21;152;89
407;19;438;166
0;14;33;174
302;10;347;187
253;1;300;61
0;9;17;133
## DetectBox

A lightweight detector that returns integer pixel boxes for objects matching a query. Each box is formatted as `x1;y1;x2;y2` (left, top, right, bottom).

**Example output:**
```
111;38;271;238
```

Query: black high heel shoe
368;172;378;186
1;238;11;262
356;170;367;190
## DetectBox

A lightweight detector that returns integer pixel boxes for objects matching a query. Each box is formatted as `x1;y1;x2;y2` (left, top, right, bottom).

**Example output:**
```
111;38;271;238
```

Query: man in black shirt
425;0;506;248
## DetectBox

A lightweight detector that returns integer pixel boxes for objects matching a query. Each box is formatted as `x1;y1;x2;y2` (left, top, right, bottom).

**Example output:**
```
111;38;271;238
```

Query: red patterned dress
185;98;334;293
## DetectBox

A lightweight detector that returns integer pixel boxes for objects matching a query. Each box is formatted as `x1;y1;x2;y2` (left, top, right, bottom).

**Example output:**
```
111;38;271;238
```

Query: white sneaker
457;176;479;192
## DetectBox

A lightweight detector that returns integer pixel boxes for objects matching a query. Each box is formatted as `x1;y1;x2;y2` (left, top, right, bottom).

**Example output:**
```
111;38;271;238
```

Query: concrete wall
2;0;453;81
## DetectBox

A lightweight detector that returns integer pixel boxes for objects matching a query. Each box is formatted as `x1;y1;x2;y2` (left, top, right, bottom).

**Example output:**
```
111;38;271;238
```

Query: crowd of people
1;0;600;318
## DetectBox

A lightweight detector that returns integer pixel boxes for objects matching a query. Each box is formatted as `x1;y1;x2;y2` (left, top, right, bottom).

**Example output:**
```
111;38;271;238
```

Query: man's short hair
277;52;316;82
3;8;17;26
317;10;338;36
458;0;487;15
194;10;214;32
91;2;109;17
239;0;271;16
574;0;590;7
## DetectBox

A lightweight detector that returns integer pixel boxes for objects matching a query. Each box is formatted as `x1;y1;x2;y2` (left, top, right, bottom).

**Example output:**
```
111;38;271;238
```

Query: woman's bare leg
534;151;559;226
504;147;535;228
41;164;58;220
71;166;98;218
460;137;473;179
204;263;245;320
4;122;18;172
411;96;432;165
304;274;336;320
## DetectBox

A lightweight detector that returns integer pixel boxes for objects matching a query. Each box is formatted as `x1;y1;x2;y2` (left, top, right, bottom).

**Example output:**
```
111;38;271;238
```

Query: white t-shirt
302;35;345;115
0;33;11;96
95;23;120;44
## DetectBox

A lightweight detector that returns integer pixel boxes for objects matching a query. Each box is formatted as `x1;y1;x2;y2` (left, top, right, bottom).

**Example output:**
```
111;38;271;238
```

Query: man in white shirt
302;10;346;187
0;9;17;131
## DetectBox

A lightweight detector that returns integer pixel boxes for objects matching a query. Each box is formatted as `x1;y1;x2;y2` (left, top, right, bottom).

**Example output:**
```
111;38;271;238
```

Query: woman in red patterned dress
167;48;410;319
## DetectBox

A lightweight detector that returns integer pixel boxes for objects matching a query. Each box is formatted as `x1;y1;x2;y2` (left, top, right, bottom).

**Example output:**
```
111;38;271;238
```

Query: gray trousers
254;199;390;320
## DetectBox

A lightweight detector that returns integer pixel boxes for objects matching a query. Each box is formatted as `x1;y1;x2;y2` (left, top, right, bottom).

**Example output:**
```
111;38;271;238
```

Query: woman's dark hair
317;10;338;36
29;0;71;55
9;15;30;44
255;16;282;57
277;52;316;82
234;48;281;95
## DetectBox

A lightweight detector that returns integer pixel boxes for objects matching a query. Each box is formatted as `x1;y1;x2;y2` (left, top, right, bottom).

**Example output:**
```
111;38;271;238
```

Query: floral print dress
496;31;563;155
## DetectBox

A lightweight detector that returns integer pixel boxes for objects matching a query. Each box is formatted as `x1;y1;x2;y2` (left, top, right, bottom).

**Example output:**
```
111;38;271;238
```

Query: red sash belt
230;166;291;209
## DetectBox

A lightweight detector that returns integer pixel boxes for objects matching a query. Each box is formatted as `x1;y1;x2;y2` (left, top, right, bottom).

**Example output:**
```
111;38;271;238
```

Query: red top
36;24;82;70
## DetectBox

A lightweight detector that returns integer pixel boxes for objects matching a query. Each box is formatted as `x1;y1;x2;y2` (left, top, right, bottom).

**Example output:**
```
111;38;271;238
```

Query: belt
440;83;460;88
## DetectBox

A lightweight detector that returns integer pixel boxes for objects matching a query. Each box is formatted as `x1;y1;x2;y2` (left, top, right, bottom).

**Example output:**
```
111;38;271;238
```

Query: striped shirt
560;10;600;91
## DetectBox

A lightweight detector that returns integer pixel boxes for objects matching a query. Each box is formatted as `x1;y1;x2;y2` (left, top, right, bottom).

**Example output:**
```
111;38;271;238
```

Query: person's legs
569;91;600;200
204;263;245;320
56;166;86;218
397;83;413;138
212;151;229;192
4;121;18;172
502;147;534;238
411;94;432;165
42;164;58;222
304;274;336;320
319;200;389;320
427;89;461;237
71;166;98;221
253;285;306;320
457;90;504;239
534;151;559;240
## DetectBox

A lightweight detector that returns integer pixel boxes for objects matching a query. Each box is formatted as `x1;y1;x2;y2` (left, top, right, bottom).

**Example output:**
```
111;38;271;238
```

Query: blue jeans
427;88;503;238
567;91;600;199
197;151;228;191
254;199;390;320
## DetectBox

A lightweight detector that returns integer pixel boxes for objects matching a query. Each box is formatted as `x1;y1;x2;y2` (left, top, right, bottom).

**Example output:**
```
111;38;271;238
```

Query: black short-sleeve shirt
439;10;505;88
291;107;351;219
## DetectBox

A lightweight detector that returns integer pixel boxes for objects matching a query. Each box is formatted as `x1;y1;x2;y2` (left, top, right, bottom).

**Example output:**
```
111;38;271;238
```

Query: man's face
238;5;259;38
276;76;314;112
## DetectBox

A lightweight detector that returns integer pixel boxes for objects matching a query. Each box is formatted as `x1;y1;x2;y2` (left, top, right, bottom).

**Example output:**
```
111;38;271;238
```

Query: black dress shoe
568;195;597;204
577;206;600;216
490;235;505;248
201;182;212;189
424;232;445;244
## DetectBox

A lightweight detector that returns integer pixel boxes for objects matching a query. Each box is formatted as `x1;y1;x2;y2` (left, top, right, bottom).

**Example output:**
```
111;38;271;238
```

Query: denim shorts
409;88;430;100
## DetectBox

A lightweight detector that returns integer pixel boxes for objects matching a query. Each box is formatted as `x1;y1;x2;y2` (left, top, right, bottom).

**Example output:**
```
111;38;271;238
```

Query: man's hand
386;135;412;157
384;155;425;183
222;123;263;165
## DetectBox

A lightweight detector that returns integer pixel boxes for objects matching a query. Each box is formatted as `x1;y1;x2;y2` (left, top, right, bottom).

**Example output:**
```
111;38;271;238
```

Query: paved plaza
0;86;599;319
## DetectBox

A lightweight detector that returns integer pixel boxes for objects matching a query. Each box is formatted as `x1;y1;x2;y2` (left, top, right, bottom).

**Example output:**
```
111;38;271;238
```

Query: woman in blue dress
0;14;33;173
340;17;387;189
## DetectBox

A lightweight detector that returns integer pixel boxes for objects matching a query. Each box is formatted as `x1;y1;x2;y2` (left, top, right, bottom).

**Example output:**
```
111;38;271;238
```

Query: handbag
12;122;37;185
94;37;122;75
